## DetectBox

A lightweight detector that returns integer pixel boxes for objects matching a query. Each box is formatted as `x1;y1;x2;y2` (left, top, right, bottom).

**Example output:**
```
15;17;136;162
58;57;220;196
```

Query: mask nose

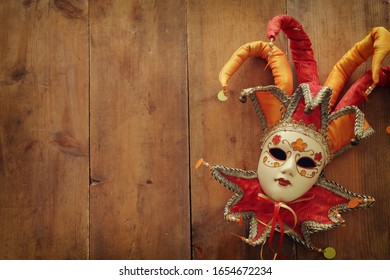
280;157;295;177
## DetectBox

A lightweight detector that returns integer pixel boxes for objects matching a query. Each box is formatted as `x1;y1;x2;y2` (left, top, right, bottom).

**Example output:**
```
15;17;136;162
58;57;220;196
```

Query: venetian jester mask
197;15;390;259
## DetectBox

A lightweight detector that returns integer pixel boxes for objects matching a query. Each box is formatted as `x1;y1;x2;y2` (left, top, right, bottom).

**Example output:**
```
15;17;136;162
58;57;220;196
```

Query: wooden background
0;0;389;260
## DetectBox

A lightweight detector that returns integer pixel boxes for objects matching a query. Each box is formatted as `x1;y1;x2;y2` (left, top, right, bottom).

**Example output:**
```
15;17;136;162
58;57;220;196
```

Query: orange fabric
327;113;372;154
256;91;282;126
219;41;293;95
325;27;390;110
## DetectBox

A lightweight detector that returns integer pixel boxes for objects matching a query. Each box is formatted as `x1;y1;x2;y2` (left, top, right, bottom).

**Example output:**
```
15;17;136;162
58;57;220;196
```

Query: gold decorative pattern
210;165;375;251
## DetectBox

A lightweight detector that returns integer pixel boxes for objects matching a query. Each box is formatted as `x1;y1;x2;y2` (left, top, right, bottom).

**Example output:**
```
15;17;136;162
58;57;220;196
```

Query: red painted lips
275;178;291;186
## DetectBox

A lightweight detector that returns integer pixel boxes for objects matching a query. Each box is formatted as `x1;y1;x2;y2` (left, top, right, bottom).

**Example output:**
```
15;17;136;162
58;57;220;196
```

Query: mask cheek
297;165;322;179
262;154;283;168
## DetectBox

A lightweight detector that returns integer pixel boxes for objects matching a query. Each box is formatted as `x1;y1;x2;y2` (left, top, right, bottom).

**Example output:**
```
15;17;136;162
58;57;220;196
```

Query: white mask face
257;130;327;202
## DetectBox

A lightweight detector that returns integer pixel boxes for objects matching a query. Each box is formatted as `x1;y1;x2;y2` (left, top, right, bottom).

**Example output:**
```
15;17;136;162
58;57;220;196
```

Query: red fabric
267;15;320;86
223;174;348;240
292;99;322;130
267;15;324;131
334;66;390;111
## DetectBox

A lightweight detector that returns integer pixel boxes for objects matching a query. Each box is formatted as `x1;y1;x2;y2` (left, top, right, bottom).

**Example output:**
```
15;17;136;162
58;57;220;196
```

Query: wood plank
188;0;294;259
1;0;387;261
0;0;89;259
89;0;190;259
288;0;390;259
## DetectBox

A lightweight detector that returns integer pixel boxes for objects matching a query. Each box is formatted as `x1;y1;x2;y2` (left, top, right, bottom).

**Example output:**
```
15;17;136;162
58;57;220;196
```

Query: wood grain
89;0;190;259
0;0;89;259
188;0;294;260
0;0;388;260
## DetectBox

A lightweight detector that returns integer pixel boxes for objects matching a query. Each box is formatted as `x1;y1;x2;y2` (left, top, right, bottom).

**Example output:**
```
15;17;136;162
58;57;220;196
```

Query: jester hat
199;15;390;258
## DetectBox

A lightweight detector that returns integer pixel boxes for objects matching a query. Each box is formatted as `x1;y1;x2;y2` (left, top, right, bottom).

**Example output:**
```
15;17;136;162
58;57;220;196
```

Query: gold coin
323;247;336;259
217;90;228;102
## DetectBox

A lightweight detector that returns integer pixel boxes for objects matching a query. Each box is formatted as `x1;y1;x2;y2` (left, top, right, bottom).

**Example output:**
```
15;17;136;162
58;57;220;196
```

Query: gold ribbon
256;193;298;233
256;193;314;259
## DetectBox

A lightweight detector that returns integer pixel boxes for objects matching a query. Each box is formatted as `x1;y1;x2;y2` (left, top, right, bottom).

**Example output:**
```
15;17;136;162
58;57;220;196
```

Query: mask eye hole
297;157;316;168
269;148;287;160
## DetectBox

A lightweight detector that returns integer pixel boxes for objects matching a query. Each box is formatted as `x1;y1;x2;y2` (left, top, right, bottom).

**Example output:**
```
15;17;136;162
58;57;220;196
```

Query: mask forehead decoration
197;15;390;259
